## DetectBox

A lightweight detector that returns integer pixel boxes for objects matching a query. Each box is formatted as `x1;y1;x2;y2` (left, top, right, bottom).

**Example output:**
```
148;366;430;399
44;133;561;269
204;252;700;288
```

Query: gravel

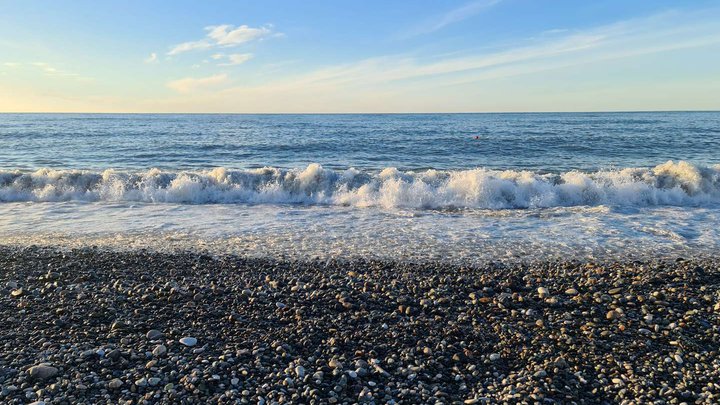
1;246;720;403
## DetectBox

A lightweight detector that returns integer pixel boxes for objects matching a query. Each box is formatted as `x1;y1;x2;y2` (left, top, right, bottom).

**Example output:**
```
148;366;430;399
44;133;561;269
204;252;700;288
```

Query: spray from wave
1;161;718;209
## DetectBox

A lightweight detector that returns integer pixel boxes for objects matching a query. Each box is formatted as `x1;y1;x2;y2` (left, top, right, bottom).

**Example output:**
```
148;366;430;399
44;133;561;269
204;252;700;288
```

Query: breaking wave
1;161;719;209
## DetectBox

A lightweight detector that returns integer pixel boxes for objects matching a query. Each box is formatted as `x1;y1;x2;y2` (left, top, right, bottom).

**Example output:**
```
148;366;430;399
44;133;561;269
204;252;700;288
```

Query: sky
0;0;719;113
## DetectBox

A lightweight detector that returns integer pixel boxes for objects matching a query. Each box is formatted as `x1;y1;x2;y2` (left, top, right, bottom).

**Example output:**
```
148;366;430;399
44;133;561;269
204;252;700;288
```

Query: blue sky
1;0;719;112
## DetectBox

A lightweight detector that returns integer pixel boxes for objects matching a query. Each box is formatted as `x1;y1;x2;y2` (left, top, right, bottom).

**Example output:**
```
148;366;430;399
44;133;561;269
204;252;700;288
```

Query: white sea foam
1;161;719;209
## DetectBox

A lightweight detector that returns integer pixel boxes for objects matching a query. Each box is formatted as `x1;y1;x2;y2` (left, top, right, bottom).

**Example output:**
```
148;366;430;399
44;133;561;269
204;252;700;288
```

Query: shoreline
1;246;719;403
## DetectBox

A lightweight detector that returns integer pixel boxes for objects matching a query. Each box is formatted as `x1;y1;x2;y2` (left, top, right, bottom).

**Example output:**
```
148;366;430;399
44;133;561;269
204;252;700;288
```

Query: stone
152;344;167;356
295;366;305;378
27;365;58;380
565;288;578;295
146;329;162;339
489;353;501;361
108;378;123;389
537;287;549;298
110;320;126;331
179;337;197;347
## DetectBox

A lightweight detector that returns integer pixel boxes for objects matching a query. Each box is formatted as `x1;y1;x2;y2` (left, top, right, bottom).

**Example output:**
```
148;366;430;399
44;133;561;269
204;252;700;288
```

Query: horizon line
1;109;719;115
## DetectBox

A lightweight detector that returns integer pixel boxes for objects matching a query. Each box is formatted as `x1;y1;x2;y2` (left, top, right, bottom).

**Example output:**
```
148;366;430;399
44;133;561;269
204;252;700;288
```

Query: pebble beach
2;246;719;404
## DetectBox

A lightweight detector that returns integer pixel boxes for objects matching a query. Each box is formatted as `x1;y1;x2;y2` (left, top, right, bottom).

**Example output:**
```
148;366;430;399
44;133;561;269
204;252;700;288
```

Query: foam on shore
1;160;719;209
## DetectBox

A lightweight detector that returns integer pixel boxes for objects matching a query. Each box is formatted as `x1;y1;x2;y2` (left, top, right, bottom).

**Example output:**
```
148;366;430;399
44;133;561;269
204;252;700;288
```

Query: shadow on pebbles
1;246;720;404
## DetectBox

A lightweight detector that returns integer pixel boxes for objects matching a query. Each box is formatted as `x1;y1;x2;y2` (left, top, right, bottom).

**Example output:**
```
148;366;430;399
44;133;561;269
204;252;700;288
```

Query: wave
1;161;719;209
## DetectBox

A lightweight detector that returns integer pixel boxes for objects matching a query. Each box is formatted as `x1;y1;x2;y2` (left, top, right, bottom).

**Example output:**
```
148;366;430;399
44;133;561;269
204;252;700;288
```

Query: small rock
152;344;167;356
537;287;549;298
27;365;58;380
489;353;501;361
146;329;163;340
110;320;125;331
295;366;305;378
108;378;123;389
565;288;578;295
179;337;197;347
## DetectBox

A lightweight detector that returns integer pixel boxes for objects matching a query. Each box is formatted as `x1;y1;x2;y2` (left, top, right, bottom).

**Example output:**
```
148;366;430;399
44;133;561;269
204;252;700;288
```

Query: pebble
108;378;123;389
27;365;58;380
146;329;163;339
179;337;197;347
1;247;718;404
152;344;167;356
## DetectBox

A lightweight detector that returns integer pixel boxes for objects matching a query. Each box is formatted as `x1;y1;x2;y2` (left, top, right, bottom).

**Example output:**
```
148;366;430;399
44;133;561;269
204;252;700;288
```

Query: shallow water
1;112;719;262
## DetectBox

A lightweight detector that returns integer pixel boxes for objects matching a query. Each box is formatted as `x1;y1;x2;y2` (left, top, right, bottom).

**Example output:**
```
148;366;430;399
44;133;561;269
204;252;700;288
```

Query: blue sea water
2;112;719;172
1;112;719;262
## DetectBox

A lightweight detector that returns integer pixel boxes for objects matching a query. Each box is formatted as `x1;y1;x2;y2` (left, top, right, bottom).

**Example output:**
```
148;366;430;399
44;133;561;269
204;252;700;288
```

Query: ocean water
1;112;719;262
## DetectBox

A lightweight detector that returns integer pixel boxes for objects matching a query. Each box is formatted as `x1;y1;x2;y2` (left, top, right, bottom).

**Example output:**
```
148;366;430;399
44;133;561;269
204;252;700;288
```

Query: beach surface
1;246;719;404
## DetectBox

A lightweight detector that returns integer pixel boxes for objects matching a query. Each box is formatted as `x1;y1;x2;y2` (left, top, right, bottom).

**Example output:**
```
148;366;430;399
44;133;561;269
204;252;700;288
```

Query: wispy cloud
168;24;275;55
166;73;229;93
144;53;159;64
24;62;92;80
218;53;253;66
402;0;502;38
154;7;717;112
250;9;720;90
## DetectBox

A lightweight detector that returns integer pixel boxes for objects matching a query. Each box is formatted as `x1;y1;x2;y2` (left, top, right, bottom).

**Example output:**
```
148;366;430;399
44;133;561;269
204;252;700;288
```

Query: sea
1;112;719;263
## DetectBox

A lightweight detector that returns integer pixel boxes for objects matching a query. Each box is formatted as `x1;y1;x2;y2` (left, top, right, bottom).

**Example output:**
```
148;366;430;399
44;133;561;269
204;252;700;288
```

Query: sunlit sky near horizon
1;0;719;113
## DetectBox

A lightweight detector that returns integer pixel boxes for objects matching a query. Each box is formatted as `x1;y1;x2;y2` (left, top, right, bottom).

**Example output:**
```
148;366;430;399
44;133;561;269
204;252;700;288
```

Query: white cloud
163;7;717;112
218;53;253;66
28;62;86;79
211;53;224;60
207;24;272;46
402;0;502;38
3;62;20;67
166;73;229;93
168;24;274;55
168;40;213;55
145;53;159;64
